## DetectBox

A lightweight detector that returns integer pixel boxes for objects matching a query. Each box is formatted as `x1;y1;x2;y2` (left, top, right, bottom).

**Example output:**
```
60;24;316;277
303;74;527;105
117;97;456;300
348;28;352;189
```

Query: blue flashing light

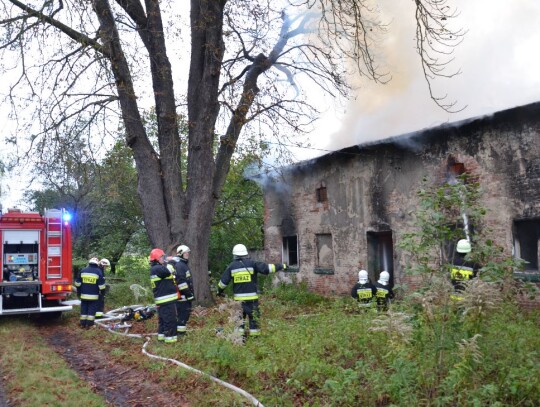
62;212;72;222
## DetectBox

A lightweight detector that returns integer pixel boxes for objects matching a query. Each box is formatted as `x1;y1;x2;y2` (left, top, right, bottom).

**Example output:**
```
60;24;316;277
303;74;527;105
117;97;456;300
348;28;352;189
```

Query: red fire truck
0;208;73;316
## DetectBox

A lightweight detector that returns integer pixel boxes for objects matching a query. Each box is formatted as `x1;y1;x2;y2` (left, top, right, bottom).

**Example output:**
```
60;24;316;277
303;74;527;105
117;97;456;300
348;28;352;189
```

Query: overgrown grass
109;282;537;406
92;272;540;406
0;317;105;406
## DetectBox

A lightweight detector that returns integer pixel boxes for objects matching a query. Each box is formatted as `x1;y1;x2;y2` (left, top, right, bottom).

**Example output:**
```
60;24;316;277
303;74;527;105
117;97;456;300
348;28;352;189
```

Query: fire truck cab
0;208;73;316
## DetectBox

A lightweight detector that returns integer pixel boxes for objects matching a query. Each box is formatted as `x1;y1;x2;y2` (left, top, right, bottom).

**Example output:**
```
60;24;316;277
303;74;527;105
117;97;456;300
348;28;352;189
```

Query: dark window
316;234;334;269
514;219;540;271
367;231;394;284
316;183;327;203
283;236;298;266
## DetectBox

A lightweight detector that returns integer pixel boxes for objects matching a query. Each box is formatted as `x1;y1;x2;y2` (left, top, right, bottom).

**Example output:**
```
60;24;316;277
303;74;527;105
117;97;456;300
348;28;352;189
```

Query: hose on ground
95;305;264;407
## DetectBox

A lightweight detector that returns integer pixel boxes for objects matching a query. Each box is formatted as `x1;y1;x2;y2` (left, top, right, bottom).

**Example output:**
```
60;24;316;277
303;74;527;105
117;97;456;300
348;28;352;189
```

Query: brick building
262;102;540;301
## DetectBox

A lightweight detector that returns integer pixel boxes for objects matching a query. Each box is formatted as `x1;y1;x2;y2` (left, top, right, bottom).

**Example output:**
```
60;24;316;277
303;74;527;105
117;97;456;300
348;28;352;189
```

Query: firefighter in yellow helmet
217;244;286;339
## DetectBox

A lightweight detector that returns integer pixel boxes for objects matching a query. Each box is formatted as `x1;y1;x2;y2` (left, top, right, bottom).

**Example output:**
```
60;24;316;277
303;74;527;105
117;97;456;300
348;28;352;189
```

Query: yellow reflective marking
451;267;473;280
82;275;98;284
233;272;252;283
358;290;372;299
376;289;388;298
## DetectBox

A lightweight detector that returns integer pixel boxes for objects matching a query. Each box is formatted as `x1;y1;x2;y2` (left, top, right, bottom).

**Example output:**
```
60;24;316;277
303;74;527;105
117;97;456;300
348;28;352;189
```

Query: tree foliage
26;140;144;272
0;0;464;303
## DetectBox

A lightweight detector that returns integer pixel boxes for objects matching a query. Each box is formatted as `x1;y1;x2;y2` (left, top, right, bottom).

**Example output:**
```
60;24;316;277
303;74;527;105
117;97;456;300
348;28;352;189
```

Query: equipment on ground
0;208;73;316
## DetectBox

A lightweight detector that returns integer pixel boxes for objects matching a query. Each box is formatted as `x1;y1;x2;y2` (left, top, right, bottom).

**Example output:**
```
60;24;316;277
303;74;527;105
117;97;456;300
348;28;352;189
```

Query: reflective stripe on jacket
218;257;283;301
150;263;178;305
75;264;105;301
174;259;194;301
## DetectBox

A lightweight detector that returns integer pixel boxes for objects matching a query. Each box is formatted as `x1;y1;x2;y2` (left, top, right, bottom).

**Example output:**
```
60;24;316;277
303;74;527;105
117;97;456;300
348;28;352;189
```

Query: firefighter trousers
240;300;261;336
80;300;99;328
176;300;192;334
157;302;177;339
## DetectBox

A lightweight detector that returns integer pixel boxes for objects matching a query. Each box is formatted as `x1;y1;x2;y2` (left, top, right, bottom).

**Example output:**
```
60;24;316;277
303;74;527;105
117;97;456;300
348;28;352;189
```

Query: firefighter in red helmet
149;248;177;343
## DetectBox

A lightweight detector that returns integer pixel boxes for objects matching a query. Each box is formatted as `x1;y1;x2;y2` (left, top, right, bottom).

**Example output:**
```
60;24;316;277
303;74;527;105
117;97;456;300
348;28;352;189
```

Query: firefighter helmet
358;269;369;284
456;239;471;253
149;248;165;262
232;244;248;257
176;245;191;257
378;271;390;286
88;257;100;265
100;258;111;267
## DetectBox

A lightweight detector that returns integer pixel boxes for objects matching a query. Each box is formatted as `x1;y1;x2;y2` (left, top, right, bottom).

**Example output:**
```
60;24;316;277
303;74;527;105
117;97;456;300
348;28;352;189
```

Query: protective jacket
174;258;194;301
218;257;283;301
351;282;376;304
450;255;478;292
74;264;106;301
150;262;178;305
374;282;394;310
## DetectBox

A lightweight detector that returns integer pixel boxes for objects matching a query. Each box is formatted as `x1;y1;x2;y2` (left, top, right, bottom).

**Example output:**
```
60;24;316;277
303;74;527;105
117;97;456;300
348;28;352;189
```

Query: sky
2;0;540;207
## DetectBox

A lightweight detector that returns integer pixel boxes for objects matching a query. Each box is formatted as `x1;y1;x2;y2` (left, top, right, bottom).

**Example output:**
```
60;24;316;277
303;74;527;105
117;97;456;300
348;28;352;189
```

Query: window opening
514;219;540;271
316;183;327;203
282;236;298;266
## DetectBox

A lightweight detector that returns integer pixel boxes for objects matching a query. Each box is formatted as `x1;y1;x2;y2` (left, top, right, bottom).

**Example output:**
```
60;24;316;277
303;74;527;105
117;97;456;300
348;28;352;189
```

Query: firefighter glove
283;263;288;271
216;289;225;297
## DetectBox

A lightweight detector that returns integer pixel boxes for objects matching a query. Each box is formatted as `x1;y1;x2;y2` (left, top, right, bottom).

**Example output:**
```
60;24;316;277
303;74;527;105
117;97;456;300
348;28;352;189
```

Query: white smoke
303;0;540;158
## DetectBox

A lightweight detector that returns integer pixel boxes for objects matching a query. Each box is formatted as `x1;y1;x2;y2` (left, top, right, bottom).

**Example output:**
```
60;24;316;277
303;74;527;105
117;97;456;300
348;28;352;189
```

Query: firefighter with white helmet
74;257;106;328
149;248;178;343
374;271;394;311
450;239;478;299
217;244;286;339
95;258;111;318
350;269;375;307
174;244;194;336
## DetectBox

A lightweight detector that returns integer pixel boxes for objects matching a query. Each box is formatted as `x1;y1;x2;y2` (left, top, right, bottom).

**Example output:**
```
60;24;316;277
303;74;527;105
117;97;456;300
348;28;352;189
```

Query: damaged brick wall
263;102;540;302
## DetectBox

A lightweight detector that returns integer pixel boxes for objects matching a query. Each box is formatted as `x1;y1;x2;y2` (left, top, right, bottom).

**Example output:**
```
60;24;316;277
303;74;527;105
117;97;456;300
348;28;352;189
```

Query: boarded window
514;219;540;271
367;231;394;284
283;236;298;266
316;234;334;269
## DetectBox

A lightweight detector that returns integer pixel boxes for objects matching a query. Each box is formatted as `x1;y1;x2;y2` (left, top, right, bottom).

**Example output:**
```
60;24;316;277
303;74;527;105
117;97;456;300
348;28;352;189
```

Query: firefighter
351;269;375;307
374;271;394;312
174;245;194;336
217;244;286;339
450;239;478;300
150;248;178;343
95;258;111;318
74;257;106;328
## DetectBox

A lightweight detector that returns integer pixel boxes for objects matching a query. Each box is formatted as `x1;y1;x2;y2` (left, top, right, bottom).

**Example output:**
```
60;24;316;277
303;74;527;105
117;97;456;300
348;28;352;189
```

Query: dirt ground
40;319;190;407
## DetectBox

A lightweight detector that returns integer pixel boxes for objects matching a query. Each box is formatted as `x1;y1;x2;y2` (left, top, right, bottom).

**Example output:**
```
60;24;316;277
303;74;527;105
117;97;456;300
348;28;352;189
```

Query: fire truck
0;207;73;316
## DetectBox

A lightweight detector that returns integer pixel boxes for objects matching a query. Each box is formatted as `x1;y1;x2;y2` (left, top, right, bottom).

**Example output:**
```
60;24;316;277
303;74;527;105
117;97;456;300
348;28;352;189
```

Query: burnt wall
263;102;540;297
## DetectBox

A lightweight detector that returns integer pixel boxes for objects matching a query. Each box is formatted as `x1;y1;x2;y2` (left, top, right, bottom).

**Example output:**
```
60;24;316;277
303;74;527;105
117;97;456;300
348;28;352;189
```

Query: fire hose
94;305;264;407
